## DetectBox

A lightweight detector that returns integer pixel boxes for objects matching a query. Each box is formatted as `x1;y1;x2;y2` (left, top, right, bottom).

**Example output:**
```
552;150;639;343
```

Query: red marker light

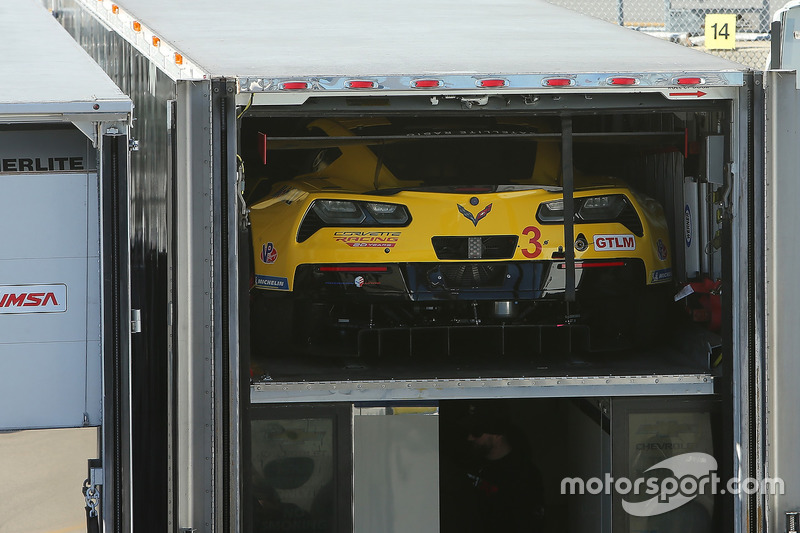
609;77;637;86
677;77;703;85
318;266;389;272
346;80;378;89
557;261;626;269
280;82;310;90
478;79;507;88
543;78;573;87
411;79;442;88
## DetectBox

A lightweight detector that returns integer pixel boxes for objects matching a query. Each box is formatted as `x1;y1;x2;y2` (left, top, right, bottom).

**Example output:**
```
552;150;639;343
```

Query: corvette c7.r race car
248;118;672;357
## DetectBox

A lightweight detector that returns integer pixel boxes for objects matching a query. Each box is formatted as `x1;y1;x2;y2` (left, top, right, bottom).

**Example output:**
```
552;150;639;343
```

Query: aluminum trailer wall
765;4;800;531
765;68;800;533
0;0;132;530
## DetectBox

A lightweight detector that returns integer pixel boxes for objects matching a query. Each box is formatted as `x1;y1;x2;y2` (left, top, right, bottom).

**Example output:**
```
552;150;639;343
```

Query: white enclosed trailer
0;0;132;529
38;0;789;531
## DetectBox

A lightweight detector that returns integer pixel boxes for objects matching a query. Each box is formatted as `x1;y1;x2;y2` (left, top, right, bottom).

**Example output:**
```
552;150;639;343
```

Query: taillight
312;200;366;225
536;195;644;236
676;77;703;85
297;200;412;242
577;195;627;221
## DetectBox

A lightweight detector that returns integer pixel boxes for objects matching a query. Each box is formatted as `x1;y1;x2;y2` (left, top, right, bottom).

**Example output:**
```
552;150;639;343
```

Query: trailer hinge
82;460;102;519
788;512;800;533
128;138;140;152
131;309;142;334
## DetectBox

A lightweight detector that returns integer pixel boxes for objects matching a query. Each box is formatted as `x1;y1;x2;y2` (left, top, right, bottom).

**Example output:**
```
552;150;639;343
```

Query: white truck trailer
8;0;800;530
0;0;132;530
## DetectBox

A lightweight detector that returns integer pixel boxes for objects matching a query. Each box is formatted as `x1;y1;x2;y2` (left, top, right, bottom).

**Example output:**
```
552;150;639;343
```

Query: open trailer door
765;4;800;531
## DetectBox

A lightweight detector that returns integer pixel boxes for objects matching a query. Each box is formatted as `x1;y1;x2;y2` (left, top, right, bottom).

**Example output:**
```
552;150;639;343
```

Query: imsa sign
0;284;67;314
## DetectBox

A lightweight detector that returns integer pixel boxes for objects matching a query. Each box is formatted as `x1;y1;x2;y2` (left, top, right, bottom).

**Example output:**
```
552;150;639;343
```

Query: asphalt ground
0;427;98;533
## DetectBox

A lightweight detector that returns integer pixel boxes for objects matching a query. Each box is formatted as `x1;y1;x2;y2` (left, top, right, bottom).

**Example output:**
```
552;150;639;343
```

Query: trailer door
765;7;800;529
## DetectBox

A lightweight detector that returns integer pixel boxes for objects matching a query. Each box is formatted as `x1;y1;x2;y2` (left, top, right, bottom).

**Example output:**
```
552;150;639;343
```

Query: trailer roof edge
0;0;131;115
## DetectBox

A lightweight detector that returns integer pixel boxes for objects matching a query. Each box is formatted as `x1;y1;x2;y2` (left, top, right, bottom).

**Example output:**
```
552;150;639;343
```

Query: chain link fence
546;0;776;69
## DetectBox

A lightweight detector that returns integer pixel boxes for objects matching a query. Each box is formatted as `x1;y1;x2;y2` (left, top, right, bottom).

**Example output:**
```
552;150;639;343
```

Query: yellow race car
248;118;672;356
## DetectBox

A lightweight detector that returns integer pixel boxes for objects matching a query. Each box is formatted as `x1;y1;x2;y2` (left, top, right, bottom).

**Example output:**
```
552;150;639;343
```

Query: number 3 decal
522;226;542;258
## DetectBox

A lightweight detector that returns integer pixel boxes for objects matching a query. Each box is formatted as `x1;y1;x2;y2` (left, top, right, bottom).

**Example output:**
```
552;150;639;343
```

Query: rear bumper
285;259;645;302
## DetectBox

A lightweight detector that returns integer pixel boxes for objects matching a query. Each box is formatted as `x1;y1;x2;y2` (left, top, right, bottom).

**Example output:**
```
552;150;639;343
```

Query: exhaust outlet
493;301;518;319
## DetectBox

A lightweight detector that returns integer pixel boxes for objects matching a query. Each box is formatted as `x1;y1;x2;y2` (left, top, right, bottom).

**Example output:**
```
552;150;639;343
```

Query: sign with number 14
705;14;737;50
